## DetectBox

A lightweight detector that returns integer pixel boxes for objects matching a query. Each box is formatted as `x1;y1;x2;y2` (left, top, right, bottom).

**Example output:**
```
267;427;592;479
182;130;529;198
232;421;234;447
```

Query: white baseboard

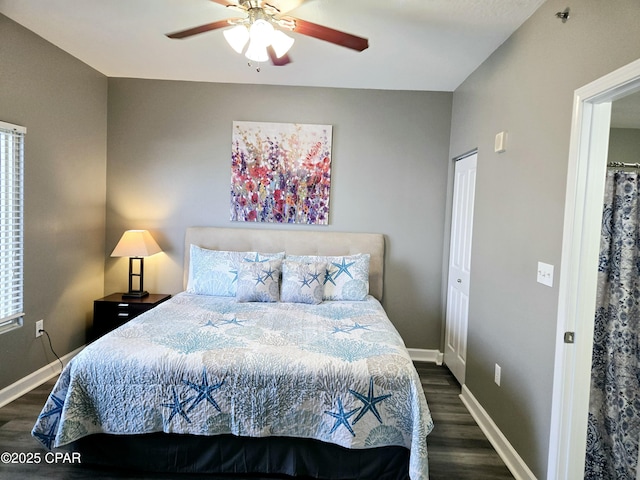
460;384;537;480
407;348;443;365
0;345;84;409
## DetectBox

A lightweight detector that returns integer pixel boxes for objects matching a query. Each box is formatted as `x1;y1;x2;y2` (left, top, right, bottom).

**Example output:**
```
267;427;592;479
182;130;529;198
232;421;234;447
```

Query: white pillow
187;245;284;296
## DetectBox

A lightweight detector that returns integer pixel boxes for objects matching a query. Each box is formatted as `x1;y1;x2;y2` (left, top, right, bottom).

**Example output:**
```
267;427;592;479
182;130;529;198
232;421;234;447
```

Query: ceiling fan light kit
271;30;296;58
223;25;250;53
166;0;369;68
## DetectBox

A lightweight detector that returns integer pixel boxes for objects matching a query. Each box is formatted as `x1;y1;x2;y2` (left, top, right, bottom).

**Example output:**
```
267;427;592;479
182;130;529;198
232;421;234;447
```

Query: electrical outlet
494;364;501;386
36;319;44;338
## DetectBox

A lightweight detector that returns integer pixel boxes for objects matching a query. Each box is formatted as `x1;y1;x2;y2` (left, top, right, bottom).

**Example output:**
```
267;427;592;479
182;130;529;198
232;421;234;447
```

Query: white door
444;152;477;385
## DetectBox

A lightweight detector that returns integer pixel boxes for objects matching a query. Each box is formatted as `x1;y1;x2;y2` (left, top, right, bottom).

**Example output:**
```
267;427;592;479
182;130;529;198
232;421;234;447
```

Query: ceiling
0;0;547;91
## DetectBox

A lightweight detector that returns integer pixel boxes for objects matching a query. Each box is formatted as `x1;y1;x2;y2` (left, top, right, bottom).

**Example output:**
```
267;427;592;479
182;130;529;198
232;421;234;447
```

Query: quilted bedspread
32;293;433;480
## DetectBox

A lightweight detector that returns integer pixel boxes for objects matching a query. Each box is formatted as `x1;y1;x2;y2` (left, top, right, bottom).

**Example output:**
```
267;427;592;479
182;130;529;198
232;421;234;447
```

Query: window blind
0;121;25;334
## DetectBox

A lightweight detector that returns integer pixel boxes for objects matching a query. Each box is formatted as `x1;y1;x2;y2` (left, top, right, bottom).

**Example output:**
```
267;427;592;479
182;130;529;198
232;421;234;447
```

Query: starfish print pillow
187;245;284;297
235;259;282;302
286;253;370;301
281;260;327;304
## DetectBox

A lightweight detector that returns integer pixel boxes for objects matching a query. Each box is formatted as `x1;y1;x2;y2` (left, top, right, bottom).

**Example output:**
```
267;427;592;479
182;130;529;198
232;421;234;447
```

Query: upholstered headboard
184;227;385;301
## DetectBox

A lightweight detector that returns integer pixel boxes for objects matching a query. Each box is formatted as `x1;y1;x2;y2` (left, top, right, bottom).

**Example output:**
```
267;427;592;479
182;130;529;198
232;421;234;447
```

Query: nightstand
92;293;171;340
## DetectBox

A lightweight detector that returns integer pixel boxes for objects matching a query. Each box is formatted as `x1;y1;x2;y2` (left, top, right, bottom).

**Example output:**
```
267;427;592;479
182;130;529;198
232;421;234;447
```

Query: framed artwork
230;121;332;224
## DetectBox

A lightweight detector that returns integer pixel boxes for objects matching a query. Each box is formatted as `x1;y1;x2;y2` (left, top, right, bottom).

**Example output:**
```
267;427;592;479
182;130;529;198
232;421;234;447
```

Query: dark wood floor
414;362;514;480
0;362;513;480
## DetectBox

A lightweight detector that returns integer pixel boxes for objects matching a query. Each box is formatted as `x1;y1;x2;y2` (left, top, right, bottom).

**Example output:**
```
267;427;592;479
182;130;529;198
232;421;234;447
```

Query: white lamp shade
111;230;162;258
223;25;249;54
248;19;274;45
271;30;295;58
245;38;269;63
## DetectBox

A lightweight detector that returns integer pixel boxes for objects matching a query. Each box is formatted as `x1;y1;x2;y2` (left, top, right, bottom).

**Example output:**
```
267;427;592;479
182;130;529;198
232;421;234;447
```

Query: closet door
444;152;477;385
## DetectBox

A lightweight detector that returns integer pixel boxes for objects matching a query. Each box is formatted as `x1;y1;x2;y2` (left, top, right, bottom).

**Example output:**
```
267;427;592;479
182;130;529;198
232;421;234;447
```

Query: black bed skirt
69;433;410;480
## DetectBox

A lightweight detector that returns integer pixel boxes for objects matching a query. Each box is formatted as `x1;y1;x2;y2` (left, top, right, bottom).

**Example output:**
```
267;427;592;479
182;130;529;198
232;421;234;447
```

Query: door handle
457;279;462;283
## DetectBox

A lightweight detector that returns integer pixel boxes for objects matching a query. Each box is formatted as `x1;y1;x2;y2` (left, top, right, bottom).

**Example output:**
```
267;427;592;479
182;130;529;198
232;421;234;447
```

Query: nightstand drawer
92;293;171;340
114;301;153;318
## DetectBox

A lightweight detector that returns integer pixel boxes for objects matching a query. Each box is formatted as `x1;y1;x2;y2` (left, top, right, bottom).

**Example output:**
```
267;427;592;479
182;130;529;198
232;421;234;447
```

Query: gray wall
609;128;640;164
448;0;640;476
0;15;108;389
105;79;452;348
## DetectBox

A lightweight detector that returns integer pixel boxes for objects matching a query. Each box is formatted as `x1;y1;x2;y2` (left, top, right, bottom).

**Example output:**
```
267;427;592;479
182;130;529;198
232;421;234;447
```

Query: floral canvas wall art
230;121;332;224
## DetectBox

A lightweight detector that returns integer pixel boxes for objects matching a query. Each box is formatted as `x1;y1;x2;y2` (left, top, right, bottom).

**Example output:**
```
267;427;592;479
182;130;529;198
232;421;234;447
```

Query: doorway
548;58;640;479
444;151;477;385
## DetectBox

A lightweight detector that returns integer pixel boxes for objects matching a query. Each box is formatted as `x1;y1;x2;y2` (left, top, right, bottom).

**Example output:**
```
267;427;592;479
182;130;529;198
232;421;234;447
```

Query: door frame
548;58;640;479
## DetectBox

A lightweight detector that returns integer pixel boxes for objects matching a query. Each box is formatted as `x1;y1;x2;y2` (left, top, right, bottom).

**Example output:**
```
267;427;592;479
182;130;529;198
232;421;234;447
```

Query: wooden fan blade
267;45;292;66
290;18;368;52
166;19;231;39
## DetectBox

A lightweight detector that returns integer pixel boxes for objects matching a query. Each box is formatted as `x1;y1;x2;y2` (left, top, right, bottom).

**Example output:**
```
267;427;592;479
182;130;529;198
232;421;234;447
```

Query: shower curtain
585;170;640;479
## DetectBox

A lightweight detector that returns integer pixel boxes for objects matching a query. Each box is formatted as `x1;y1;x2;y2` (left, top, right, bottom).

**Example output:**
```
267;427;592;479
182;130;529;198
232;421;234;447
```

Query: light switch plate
495;131;507;153
537;262;554;287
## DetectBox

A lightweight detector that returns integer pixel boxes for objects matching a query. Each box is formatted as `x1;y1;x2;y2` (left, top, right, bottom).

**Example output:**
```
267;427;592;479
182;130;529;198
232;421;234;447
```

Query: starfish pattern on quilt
38;393;65;419
202;319;219;328
162;387;194;424
254;273;266;285
33;417;58;449
220;317;244;326
183;368;224;413
349;377;392;425
349;322;370;331
300;275;313;288
331;258;356;279
324;397;360;437
331;326;352;334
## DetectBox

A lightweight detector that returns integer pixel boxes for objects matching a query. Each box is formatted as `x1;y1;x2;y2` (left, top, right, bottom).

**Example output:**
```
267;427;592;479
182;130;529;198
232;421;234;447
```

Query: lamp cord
40;329;64;372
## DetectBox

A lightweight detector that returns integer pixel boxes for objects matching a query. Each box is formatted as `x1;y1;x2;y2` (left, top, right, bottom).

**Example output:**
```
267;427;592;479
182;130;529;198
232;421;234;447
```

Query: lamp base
122;290;149;299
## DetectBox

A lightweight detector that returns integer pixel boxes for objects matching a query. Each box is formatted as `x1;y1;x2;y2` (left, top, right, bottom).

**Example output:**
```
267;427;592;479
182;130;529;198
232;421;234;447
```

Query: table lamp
111;230;162;298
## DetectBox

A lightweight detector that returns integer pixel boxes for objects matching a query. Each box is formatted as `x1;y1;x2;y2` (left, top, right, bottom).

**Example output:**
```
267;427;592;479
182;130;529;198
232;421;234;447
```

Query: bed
32;227;434;479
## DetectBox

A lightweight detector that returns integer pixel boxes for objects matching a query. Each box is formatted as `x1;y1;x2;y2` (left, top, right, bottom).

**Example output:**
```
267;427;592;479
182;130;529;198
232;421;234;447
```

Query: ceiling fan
166;0;369;67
